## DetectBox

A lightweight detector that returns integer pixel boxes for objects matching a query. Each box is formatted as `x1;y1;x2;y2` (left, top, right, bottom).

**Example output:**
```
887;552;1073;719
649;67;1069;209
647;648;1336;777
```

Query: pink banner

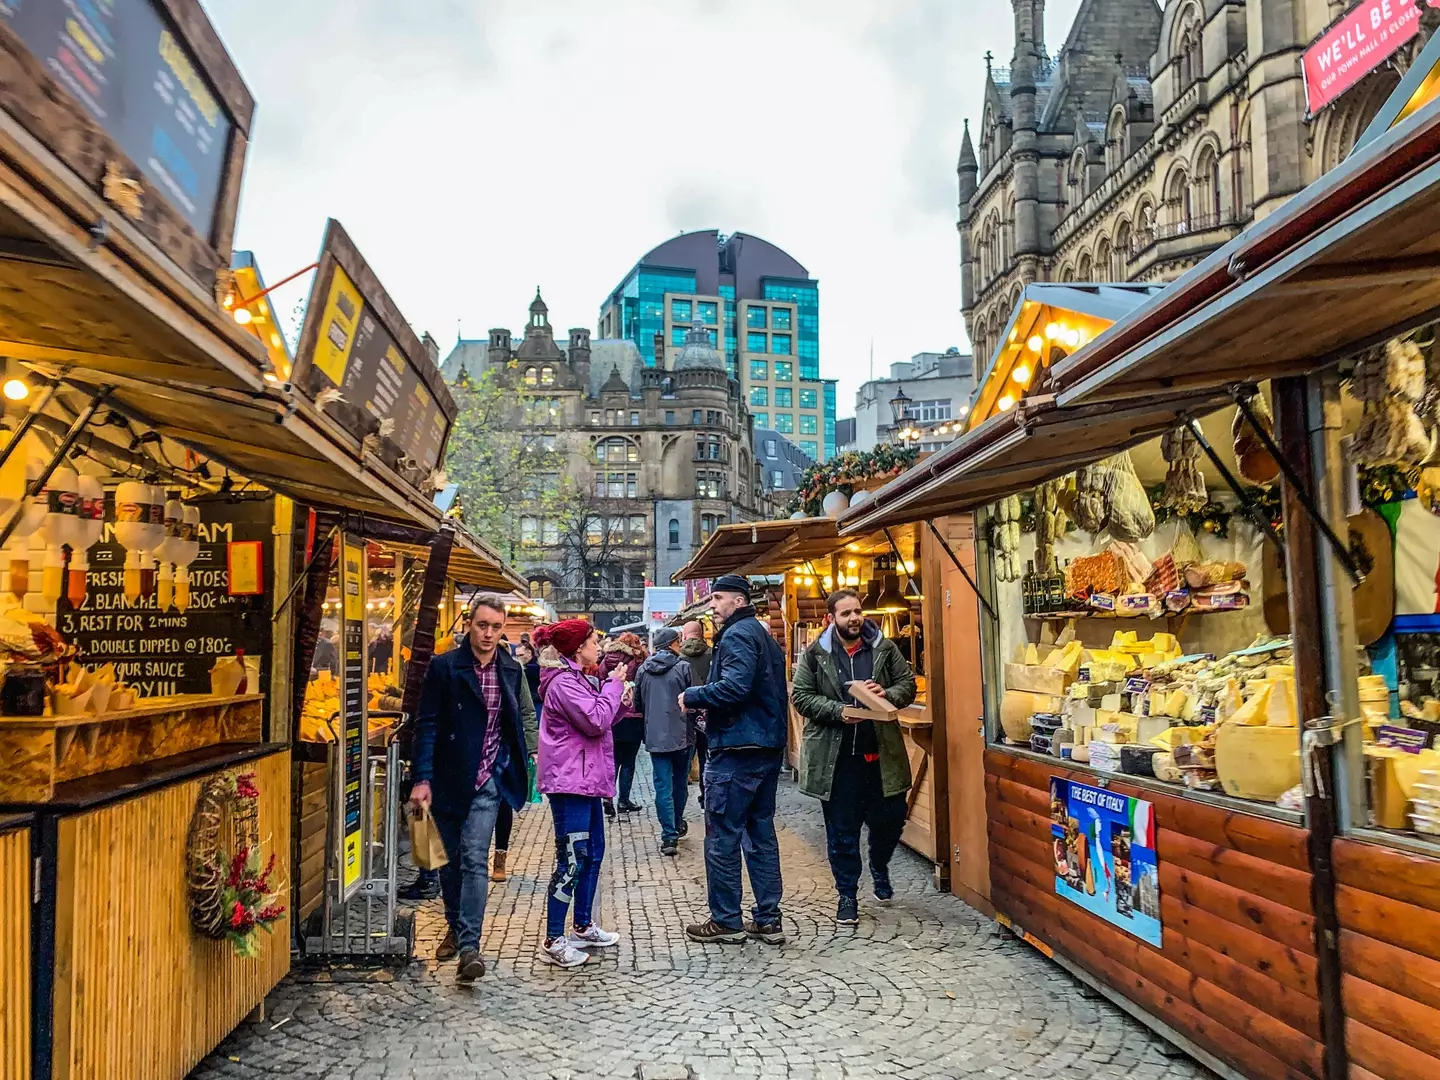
1303;0;1431;115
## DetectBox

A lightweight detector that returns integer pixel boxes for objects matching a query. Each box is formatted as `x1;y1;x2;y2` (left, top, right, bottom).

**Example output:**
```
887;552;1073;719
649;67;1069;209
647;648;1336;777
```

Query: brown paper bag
408;805;450;870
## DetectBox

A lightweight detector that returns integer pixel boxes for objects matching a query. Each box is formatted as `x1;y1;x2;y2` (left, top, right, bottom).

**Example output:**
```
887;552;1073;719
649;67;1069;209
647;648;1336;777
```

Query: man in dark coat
635;627;694;855
680;620;713;806
411;594;538;984
679;575;788;946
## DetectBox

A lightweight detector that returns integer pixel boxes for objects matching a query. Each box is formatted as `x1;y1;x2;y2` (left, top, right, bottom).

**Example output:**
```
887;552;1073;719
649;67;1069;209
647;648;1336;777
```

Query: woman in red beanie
532;619;628;968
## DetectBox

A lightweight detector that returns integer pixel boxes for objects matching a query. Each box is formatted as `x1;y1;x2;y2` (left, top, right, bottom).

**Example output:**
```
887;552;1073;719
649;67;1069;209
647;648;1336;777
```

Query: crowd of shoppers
406;572;918;982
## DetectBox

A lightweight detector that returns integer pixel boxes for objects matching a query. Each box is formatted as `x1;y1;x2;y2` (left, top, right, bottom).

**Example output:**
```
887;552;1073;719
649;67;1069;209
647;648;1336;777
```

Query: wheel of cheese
1000;689;1060;742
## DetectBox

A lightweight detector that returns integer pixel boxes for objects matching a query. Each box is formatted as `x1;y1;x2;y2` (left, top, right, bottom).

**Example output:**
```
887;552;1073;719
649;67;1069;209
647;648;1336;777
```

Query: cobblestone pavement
195;759;1215;1080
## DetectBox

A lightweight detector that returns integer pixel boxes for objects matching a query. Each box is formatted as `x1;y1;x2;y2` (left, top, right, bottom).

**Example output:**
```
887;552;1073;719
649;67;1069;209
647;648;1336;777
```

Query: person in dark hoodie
634;628;694;855
598;632;647;816
790;588;917;927
679;621;712;805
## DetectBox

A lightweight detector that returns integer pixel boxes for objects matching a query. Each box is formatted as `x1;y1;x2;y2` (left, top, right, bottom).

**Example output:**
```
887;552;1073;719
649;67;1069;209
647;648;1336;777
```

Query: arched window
668;518;681;547
1058;263;1075;283
1166;167;1192;232
540;365;556;386
1077;251;1093;281
1194;144;1221;225
1113;222;1131;279
1067;151;1086;211
594;437;639;464
1135;199;1157;250
523;367;538;386
1106;107;1128;173
1095;239;1113;283
528;577;555;599
1174;5;1203;91
1237;112;1253;215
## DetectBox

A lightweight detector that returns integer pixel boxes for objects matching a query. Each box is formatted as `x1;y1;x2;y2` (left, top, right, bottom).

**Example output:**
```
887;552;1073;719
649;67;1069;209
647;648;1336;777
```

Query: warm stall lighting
998;394;1016;411
958;404;970;416
847;559;858;569
1064;329;1081;348
1045;322;1062;339
1027;335;1044;353
1012;364;1031;385
3;378;29;401
823;575;833;589
233;308;253;326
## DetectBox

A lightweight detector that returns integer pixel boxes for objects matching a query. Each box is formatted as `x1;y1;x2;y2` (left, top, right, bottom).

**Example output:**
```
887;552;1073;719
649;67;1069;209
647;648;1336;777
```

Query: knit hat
532;619;594;658
711;574;753;598
652;628;680;650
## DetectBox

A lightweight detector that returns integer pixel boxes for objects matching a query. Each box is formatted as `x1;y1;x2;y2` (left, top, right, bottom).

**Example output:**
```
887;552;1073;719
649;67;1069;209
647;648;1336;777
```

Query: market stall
673;516;951;877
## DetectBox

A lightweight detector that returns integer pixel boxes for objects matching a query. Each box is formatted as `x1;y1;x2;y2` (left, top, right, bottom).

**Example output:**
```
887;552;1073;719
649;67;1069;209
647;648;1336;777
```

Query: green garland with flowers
787;445;921;518
185;770;286;958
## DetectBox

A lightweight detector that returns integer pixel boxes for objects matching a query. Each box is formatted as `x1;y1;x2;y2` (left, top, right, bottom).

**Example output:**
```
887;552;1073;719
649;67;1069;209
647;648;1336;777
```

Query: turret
488;328;512;359
1012;0;1046;66
568;328;591;387
1011;43;1042;258
958;119;979;318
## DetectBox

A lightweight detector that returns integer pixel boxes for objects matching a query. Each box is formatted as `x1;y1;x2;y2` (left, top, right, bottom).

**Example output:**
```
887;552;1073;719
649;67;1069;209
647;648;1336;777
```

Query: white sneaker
541;937;589;968
569;924;620;949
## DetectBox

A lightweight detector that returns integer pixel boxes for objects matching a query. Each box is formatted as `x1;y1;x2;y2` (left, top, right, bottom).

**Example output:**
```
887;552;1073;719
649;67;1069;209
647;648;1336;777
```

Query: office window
774;361;793;382
697;301;717;324
753;411;768;428
707;329;718;347
608;517;626;544
764;438;777;458
671;299;692;323
772;470;784;489
707;410;720;425
627;472;637;498
587;518;605;544
665;410;675;425
630;411;640;426
747;332;767;353
750;360;768;382
697;472;723;499
800;440;818;459
918;399;953;422
776;413;794;434
746;307;767;329
772;335;792;355
668;518;681;548
771;308;792;330
750;387;768;407
692;410;702;424
609;472;626;498
522;367;538;386
671;326;687;346
701;513;719;538
800;388;818;409
775;387;793;408
528;577;554;599
800;415;818;435
764;278;819;379
629;515;647;543
590;410;600;424
597;437;638;463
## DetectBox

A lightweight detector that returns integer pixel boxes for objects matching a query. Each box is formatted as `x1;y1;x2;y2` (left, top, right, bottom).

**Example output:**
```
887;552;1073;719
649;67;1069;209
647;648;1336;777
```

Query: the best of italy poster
1049;777;1162;946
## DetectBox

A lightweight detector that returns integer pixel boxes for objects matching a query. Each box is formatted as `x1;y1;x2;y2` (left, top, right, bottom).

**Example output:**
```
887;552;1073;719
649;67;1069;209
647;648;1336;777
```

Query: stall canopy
969;283;1165;429
1053;92;1440;408
840;388;1233;534
673;518;896;582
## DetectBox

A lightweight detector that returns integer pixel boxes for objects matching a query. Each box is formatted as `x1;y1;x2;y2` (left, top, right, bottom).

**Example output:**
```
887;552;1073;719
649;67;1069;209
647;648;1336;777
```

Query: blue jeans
434;778;502;952
652;747;694;844
547;793;606;939
704;748;784;929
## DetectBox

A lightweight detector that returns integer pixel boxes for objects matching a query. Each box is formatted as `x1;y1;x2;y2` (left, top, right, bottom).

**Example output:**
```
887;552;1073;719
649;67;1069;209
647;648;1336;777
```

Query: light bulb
1045;322;1062;339
958;404;971;415
1027;335;1044;353
3;378;28;401
1012;364;1032;384
998;394;1016;411
233;308;253;326
1064;329;1082;348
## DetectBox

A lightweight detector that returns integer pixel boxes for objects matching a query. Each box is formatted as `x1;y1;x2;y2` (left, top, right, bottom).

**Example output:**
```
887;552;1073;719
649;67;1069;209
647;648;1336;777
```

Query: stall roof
1053;93;1440;407
672;518;895;581
448;524;527;592
838;387;1234;534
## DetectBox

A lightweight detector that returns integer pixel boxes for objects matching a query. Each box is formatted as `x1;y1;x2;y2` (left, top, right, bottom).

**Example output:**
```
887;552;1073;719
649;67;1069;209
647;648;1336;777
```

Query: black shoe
618;800;643;813
398;876;440;902
685;919;747;944
677;820;689;838
436;928;459;961
661;841;678;857
836;896;859;926
745;920;786;945
456;948;485;983
873;872;894;904
603;798;616;818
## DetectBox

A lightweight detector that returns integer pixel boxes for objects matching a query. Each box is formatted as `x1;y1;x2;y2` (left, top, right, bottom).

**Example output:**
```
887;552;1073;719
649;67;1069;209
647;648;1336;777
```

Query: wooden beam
1271;254;1440;295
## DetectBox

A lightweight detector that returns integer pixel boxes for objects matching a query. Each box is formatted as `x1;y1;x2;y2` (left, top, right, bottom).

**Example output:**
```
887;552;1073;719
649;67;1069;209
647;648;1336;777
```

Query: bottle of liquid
1022;560;1037;615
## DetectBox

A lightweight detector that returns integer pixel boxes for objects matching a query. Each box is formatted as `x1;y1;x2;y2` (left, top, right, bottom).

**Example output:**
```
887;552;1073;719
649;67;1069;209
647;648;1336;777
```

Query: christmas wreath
185;770;286;958
787;444;921;518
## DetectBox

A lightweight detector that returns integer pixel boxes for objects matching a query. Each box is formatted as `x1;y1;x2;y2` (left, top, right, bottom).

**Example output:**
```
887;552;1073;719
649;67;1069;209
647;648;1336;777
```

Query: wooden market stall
672;516;951;879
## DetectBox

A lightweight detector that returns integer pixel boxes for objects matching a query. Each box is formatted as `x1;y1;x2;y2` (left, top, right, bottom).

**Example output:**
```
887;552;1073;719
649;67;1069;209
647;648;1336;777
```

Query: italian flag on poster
1394;500;1440;614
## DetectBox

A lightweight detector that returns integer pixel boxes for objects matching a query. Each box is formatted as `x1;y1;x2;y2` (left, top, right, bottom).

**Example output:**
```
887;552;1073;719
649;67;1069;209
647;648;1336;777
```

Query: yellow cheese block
999;689;1061;742
1024;643;1041;665
1266;678;1298;728
1266;664;1296;682
1230;683;1272;726
1366;746;1440;829
1084;660;1131;682
1150;725;1212;749
1151;633;1179;654
1215;722;1301;802
1043;641;1084;673
1110;630;1139;651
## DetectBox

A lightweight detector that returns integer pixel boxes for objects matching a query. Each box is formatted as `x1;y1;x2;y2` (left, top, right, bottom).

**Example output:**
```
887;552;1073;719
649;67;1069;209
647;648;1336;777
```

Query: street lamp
889;385;913;443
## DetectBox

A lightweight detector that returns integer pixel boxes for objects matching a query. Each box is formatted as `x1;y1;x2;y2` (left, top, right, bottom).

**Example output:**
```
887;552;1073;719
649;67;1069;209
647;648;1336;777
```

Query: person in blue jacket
678;574;789;946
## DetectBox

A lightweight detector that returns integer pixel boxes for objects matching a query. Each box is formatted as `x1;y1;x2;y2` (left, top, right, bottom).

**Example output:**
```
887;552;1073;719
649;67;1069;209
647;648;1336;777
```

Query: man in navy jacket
411;594;537;983
679;574;788;946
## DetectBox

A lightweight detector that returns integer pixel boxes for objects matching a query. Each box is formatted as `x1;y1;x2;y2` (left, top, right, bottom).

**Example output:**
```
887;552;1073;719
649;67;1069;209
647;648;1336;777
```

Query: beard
836;620;863;642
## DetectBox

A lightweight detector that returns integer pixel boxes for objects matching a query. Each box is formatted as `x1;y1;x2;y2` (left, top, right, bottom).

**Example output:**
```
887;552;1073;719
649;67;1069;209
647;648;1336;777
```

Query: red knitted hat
532;619;594;658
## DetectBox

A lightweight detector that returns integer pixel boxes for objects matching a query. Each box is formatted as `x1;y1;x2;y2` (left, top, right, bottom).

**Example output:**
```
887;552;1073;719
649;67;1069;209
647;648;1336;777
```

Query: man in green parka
791;588;917;926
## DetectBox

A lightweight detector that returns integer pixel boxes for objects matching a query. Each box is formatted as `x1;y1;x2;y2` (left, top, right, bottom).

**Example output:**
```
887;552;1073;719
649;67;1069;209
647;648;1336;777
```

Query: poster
1050;777;1162;946
338;537;367;898
1301;0;1439;116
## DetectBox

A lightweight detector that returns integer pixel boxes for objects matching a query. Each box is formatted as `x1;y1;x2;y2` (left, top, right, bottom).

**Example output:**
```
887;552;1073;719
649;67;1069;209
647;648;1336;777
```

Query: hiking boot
397;874;439;902
677;820;689;838
745;920;786;945
542;936;589;968
836;896;860;926
660;840;678;857
873;871;894;904
490;849;508;883
603;798;616;818
435;928;459;961
685;919;747;944
456;948;485;983
569;923;620;949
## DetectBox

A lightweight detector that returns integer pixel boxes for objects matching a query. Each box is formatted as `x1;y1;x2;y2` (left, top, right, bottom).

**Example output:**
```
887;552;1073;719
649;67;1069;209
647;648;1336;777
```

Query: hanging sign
292;221;456;481
1050;777;1162;946
337;537;368;900
1302;0;1438;116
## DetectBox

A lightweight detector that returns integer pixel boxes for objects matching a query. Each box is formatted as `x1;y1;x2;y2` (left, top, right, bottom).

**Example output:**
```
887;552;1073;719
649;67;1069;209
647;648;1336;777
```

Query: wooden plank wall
297;760;329;921
1333;838;1440;1080
986;750;1323;1080
900;728;937;863
1;825;29;1080
50;750;291;1080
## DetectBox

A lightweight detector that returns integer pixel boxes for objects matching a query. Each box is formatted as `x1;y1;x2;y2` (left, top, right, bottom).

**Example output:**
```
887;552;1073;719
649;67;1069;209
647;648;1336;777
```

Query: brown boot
490;849;508;883
436;928;458;961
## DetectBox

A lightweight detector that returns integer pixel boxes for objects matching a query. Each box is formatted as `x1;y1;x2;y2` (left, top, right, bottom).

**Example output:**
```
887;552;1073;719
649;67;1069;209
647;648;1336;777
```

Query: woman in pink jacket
533;619;628;968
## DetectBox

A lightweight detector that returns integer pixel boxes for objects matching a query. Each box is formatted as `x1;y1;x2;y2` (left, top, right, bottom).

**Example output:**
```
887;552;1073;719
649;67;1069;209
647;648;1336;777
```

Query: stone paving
194;759;1216;1080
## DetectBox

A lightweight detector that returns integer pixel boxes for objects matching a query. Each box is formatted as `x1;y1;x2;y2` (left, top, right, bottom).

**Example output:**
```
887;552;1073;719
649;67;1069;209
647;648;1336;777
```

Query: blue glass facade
620;268;696;366
775;387;793;408
800;440;818;459
747;332;768;354
762;278;819;379
719;285;737;375
823;381;836;460
799;388;817;410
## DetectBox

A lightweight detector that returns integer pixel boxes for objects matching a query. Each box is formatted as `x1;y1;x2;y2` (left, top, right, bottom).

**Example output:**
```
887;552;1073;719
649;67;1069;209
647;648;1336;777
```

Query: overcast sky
205;0;1082;416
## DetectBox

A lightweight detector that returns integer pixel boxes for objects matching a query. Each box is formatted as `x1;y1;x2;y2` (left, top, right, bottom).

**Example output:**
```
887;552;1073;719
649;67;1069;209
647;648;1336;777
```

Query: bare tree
548;483;646;613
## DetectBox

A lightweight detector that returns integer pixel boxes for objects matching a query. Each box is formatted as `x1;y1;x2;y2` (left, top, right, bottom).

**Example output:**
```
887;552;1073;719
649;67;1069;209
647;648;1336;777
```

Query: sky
204;0;1083;417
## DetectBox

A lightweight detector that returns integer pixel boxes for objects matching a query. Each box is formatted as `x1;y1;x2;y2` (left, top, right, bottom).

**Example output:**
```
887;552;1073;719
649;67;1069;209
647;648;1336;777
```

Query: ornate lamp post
889;385;914;444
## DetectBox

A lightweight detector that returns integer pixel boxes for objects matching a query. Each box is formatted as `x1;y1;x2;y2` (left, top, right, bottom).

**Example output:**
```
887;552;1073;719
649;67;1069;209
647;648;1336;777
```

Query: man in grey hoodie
635;628;694;855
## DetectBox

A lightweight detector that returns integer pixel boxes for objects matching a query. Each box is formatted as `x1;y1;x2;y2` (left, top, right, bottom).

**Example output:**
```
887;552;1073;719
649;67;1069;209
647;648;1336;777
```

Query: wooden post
1273;375;1348;1080
920;523;951;891
399;526;455;723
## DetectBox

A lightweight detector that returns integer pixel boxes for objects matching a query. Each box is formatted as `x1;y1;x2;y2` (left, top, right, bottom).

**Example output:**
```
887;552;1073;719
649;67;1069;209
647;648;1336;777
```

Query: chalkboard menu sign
0;0;234;237
337;536;368;899
57;493;273;697
293;221;456;480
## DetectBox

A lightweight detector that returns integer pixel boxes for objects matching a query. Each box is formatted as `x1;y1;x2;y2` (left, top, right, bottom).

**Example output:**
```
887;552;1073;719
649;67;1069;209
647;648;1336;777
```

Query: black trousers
819;752;908;899
494;801;513;851
615;739;642;803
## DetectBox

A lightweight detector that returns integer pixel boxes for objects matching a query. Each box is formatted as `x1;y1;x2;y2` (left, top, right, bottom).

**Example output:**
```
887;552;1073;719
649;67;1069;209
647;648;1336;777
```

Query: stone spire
1012;0;1046;66
958;119;978;176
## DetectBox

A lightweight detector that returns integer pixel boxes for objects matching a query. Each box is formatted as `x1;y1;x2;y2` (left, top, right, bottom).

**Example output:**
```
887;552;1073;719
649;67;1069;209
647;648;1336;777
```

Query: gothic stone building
962;0;1435;365
441;292;765;629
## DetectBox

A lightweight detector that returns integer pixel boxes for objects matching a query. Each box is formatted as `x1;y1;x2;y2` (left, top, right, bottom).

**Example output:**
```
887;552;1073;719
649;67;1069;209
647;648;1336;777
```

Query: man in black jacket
679;575;789;946
410;594;537;984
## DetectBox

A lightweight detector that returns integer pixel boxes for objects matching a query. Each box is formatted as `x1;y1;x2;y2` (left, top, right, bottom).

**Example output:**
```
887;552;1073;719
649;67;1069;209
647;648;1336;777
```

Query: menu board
0;0;234;237
294;223;455;478
338;536;367;899
58;494;273;697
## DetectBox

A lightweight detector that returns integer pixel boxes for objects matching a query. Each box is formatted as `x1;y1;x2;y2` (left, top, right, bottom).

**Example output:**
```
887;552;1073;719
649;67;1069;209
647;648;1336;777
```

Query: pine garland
787;445;921;517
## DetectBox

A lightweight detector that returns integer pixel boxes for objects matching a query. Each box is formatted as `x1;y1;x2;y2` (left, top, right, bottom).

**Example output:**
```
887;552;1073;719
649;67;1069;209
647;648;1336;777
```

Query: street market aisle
194;763;1215;1080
